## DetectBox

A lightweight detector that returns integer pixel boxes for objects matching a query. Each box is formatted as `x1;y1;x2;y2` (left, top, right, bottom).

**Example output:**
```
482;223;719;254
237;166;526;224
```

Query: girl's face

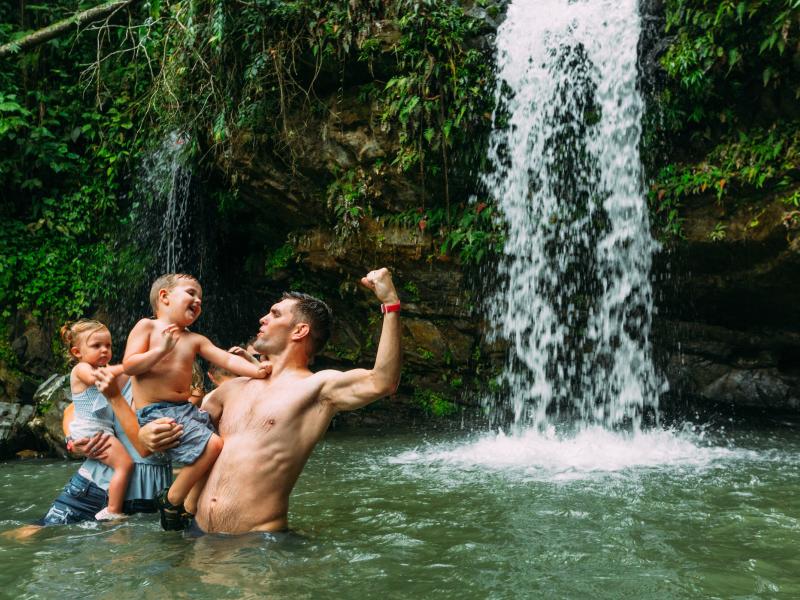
71;328;112;367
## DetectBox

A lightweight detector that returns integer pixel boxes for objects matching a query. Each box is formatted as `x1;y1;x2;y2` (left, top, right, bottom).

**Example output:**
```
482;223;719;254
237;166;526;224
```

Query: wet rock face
659;321;800;412
0;401;36;455
655;196;800;412
0;374;72;459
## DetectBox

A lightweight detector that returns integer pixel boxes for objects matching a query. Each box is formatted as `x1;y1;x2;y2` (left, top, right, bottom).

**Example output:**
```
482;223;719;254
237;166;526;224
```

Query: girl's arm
74;363;126;387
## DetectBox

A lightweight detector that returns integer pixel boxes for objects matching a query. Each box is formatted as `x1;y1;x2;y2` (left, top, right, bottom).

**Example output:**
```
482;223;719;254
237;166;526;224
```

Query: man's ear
291;322;310;342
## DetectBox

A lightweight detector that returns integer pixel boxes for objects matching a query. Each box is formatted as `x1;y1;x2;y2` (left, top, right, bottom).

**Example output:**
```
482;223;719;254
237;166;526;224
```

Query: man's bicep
320;368;380;411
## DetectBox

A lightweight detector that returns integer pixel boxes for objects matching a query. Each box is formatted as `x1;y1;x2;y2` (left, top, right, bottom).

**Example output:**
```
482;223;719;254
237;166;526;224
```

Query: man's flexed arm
320;268;401;411
123;319;177;375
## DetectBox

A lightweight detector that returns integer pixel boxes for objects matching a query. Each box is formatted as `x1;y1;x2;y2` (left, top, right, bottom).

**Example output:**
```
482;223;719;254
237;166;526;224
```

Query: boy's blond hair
149;273;198;315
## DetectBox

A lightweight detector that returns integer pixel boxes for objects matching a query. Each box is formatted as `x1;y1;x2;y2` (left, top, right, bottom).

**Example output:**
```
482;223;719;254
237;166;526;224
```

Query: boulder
27;374;72;458
0;401;36;456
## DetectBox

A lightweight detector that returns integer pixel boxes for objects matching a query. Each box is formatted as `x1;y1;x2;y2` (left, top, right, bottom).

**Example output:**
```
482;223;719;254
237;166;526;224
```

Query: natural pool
2;421;799;599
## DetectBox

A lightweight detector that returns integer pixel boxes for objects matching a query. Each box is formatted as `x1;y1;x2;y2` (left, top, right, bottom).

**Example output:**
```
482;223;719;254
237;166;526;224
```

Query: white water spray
483;0;664;431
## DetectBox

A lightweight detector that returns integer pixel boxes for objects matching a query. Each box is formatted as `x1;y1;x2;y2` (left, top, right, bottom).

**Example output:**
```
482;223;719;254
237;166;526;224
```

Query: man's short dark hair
282;291;333;359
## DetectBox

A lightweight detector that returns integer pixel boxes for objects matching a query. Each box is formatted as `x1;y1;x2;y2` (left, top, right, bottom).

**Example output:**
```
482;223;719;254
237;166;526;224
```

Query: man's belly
194;436;293;534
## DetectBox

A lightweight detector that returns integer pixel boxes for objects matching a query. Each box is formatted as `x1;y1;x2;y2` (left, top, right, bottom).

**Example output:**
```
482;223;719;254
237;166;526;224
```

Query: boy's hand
256;360;272;379
360;268;400;304
158;324;180;354
228;345;260;365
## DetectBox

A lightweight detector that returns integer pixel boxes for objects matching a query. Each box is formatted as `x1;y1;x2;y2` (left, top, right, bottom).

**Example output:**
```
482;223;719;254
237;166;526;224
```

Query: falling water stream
484;0;661;431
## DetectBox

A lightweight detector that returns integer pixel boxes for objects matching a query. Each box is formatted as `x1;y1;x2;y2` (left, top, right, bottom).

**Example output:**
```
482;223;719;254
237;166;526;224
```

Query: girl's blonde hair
59;319;108;364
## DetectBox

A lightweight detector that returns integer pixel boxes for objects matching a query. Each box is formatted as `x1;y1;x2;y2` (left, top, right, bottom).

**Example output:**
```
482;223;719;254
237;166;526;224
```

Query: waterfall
484;0;664;431
140;132;194;275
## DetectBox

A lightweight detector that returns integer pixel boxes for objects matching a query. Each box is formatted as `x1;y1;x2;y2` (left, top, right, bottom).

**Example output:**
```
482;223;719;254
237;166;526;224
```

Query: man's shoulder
307;369;344;383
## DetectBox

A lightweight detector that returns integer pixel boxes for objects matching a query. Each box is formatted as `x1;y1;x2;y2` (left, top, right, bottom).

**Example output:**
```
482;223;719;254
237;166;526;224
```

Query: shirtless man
105;267;401;534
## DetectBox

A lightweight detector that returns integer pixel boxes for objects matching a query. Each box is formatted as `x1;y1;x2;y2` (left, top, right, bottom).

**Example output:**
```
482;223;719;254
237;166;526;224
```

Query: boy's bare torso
132;319;198;408
193;372;334;534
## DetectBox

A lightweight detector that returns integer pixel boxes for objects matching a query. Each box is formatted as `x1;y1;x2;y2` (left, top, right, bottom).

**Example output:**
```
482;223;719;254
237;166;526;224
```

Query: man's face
254;298;298;355
162;279;203;326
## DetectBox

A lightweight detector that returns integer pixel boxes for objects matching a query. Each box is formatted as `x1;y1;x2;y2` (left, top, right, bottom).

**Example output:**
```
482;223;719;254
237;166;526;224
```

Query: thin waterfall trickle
483;0;664;431
140;132;194;275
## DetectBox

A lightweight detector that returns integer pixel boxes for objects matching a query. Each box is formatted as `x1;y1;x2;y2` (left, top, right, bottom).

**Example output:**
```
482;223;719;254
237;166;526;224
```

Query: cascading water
483;0;664;432
139;132;194;275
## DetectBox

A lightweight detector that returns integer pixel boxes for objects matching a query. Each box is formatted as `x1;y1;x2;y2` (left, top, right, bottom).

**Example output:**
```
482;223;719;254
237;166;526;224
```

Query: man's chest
219;384;319;435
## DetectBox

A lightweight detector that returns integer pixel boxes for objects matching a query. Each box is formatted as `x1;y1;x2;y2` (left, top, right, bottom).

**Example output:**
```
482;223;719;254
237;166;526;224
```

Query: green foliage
0;3;154;324
660;0;800;133
380;1;493;178
648;123;800;237
708;221;727;241
413;387;457;417
264;243;296;277
389;200;504;264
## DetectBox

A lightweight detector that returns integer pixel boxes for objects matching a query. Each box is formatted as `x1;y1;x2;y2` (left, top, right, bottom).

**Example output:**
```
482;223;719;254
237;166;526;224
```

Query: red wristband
381;302;401;314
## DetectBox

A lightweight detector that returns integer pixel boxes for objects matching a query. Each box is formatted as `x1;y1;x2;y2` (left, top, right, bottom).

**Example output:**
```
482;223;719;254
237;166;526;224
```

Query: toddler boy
124;273;270;530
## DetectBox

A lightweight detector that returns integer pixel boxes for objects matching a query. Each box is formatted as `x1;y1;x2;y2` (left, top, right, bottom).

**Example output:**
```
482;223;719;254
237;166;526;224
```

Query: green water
1;423;799;599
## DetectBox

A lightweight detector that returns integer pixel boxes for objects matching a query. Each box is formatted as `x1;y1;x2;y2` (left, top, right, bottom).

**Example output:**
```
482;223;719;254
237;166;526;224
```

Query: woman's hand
71;432;112;461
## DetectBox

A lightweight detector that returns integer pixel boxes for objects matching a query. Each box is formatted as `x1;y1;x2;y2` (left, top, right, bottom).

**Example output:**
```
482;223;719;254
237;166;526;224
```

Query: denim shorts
137;401;215;465
37;473;157;526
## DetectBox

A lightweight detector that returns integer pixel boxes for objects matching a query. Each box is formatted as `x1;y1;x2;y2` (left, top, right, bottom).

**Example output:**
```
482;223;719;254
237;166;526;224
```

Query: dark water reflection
2;427;800;598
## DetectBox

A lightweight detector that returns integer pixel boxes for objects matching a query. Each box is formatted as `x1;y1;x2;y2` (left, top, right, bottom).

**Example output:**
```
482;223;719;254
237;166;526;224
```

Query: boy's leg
99;436;134;514
184;472;210;516
167;433;223;506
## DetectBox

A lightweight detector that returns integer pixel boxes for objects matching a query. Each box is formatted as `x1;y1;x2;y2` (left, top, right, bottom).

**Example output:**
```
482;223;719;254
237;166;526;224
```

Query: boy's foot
95;508;128;521
155;488;192;531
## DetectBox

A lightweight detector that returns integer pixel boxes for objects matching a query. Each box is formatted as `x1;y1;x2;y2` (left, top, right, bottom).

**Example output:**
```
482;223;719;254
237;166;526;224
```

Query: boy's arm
319;268;401;412
122;319;178;375
197;336;270;378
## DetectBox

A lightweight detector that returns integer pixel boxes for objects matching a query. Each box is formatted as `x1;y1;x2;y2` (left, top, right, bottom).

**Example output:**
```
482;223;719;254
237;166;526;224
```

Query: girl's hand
93;366;121;398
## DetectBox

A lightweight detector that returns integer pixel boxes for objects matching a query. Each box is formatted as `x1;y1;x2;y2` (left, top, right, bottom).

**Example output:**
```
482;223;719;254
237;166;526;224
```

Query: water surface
2;424;799;598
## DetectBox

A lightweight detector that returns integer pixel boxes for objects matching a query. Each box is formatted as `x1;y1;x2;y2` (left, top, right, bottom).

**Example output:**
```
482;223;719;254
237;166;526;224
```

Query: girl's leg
99;436;134;514
167;433;223;507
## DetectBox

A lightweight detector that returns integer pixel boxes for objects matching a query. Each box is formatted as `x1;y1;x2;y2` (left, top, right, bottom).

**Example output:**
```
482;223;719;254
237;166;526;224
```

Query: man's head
255;292;332;361
150;273;202;326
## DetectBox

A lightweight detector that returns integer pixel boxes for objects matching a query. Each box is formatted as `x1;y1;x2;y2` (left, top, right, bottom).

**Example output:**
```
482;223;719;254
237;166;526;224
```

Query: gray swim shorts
137;401;214;465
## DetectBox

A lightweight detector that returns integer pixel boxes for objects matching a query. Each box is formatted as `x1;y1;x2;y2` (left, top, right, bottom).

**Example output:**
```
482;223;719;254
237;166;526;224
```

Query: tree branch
0;0;136;59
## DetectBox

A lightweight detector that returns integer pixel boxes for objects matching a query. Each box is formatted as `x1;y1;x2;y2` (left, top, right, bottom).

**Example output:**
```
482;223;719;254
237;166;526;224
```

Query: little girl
61;319;134;521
